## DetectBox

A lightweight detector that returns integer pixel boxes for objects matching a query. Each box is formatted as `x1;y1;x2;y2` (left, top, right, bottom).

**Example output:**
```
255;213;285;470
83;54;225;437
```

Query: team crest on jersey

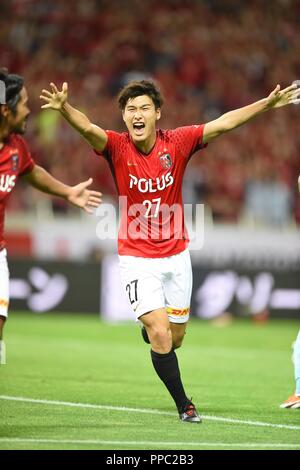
159;153;173;169
11;154;19;172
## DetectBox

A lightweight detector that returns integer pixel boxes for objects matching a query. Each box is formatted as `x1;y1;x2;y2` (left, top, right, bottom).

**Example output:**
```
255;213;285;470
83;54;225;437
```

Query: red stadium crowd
1;0;300;225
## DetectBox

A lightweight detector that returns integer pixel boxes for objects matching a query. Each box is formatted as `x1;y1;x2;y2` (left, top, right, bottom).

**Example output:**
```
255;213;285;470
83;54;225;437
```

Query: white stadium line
0;438;299;448
0;395;300;431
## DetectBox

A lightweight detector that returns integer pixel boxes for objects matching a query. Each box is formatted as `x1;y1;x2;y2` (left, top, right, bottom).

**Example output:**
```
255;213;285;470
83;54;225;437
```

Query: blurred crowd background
1;0;300;227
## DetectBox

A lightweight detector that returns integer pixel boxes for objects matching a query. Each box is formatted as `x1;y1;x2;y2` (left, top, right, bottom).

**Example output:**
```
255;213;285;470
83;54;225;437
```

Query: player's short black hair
0;68;24;115
118;80;164;110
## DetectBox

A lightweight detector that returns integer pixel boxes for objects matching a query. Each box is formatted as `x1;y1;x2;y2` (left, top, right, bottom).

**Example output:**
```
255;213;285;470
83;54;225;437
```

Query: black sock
151;349;189;412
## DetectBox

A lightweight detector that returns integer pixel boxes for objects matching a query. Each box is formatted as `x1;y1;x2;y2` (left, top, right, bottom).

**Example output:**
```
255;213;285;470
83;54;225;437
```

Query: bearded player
40;79;300;422
0;69;102;365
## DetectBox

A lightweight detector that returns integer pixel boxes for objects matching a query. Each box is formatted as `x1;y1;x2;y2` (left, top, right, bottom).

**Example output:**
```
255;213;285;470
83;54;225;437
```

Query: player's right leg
140;308;199;422
294;330;300;397
139;308;172;353
0;249;9;365
170;322;187;350
280;330;300;409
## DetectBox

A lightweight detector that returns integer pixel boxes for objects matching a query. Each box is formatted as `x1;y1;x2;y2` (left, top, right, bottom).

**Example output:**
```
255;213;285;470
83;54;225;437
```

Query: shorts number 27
126;279;138;304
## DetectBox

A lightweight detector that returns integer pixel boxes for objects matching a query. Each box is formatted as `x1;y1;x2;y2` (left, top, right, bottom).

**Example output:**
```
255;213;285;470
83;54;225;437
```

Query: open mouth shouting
132;122;145;136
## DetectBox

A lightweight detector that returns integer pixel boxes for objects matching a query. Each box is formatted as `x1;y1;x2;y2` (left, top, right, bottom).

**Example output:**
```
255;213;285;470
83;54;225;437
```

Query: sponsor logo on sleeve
11;154;19;171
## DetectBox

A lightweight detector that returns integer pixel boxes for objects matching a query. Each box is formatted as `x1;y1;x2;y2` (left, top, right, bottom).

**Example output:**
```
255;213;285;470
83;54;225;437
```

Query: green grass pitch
0;312;299;450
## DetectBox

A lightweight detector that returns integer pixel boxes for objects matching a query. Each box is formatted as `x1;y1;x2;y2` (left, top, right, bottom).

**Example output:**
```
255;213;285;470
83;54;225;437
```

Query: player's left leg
163;248;192;348
0;249;9;365
280;330;300;409
170;321;187;350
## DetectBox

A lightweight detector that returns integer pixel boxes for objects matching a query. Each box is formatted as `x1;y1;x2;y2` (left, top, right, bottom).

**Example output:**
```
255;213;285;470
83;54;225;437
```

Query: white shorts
119;248;192;323
0;249;9;318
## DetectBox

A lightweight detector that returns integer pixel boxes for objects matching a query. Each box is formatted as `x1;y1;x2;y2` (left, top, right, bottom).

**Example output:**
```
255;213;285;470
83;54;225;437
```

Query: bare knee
140;309;172;353
148;325;172;353
150;326;170;342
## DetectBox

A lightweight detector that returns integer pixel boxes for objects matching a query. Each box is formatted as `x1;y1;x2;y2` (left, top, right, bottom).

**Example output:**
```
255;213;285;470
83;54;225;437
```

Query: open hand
67;178;102;214
266;83;300;108
40;82;68;110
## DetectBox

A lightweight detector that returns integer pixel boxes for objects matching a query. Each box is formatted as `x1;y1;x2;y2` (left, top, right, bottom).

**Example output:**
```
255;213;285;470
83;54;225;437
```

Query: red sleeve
15;136;35;175
93;130;124;162
169;124;207;160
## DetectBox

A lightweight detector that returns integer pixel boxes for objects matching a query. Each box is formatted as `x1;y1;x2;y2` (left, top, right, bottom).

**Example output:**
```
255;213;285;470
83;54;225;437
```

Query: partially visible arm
24;165;69;197
23;165;102;214
40;82;107;152
203;84;300;144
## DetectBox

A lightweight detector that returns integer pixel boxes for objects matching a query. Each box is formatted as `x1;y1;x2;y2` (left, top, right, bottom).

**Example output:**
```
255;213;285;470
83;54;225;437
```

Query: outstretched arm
203;84;300;144
40;82;107;152
23;165;102;214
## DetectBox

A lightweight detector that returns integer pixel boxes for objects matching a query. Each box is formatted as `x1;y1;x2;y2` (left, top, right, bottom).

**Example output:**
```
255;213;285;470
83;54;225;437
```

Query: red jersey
95;125;207;258
0;134;35;250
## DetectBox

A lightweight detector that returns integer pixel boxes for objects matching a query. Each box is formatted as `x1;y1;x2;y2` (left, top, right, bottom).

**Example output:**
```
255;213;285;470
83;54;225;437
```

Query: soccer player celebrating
40;79;300;422
0;69;102;365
